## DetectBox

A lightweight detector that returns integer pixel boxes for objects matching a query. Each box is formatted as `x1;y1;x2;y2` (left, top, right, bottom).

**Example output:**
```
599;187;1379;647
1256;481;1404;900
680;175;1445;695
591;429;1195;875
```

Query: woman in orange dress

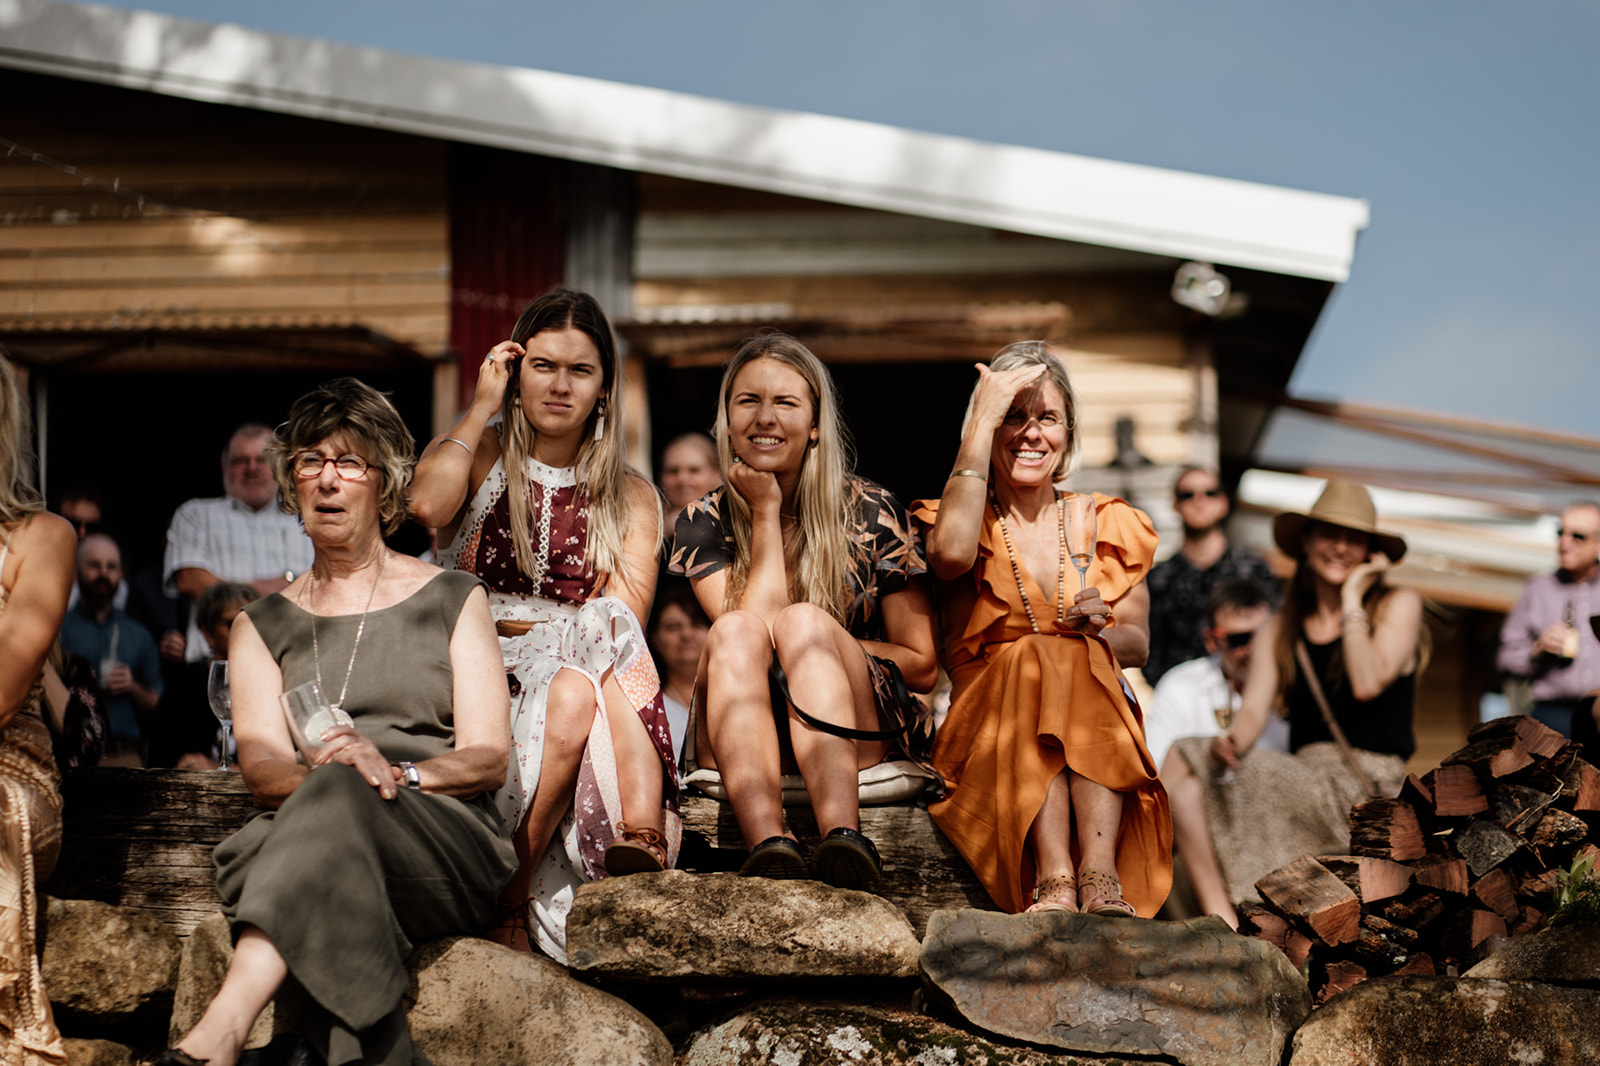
912;341;1170;917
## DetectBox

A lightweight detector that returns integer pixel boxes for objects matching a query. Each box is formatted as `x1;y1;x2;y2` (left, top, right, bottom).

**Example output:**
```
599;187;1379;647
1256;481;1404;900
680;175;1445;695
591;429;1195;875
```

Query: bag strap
769;660;909;743
1295;639;1383;799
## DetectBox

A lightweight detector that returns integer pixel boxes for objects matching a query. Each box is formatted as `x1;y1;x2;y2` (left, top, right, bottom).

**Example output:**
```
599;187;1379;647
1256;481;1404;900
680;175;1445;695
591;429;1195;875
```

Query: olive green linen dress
216;571;515;1066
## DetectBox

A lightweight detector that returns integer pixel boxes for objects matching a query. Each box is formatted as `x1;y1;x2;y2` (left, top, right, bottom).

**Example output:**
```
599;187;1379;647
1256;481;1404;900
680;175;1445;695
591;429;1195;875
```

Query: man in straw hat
1499;502;1600;737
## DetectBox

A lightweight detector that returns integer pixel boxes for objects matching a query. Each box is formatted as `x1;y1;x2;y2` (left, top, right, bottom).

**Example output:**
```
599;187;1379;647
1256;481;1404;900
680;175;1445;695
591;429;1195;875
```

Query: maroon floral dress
443;455;678;963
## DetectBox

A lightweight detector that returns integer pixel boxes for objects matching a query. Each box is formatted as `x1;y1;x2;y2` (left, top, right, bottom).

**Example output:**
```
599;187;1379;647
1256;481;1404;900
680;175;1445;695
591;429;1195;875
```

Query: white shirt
1144;654;1290;771
164;495;314;661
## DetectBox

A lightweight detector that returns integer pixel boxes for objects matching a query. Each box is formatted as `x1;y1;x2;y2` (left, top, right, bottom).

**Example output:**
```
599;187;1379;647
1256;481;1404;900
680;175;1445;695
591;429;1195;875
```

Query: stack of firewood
1238;714;1600;1002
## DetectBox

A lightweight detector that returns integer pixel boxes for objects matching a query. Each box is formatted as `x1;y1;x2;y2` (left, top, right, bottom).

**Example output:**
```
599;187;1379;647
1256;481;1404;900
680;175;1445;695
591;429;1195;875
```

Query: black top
1144;544;1279;684
1286;635;1416;759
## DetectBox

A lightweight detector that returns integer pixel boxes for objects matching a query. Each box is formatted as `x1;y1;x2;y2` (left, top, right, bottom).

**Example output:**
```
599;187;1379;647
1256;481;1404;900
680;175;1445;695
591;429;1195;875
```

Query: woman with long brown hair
0;353;74;1065
409;289;675;961
669;332;936;888
1165;478;1426;928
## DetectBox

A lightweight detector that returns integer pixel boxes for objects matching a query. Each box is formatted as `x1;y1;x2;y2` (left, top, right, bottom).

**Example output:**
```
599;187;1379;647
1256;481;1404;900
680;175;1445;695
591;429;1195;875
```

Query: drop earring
593;400;606;443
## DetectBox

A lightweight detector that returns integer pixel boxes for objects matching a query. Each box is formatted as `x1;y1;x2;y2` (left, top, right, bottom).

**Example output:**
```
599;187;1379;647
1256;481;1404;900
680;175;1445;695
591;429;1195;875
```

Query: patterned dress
0;532;66;1065
441;456;678;963
667;478;927;727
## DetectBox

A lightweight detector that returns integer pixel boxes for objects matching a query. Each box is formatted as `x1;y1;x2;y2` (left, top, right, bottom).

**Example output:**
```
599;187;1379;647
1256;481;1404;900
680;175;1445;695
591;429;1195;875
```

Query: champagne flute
207;660;232;771
1064;495;1097;590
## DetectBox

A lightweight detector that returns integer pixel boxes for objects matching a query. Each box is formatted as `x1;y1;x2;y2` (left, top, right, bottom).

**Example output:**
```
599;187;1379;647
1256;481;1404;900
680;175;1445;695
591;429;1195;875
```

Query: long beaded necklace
990;492;1067;634
307;548;387;714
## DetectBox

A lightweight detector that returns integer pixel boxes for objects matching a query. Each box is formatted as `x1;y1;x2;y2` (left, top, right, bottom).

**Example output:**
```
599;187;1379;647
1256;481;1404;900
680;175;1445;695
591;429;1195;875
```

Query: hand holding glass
280;680;354;761
1064;495;1097;590
207;660;232;771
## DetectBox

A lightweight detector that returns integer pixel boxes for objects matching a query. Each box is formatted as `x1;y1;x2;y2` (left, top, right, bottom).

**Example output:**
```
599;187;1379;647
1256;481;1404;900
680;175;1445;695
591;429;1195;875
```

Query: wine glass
1064;495;1097;590
207;660;232;771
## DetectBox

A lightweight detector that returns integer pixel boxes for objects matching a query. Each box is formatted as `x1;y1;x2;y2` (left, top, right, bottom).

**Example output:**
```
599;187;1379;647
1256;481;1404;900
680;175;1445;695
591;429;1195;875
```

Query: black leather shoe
738;835;808;879
155;1052;207;1066
811;826;883;891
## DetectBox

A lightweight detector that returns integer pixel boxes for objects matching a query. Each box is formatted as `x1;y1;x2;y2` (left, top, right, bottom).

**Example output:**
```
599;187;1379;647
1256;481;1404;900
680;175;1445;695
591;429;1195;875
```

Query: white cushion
683;758;936;806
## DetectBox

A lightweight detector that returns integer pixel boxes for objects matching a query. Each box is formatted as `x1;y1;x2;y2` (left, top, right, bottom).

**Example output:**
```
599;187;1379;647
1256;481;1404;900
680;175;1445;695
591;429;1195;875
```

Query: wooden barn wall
0;69;451;353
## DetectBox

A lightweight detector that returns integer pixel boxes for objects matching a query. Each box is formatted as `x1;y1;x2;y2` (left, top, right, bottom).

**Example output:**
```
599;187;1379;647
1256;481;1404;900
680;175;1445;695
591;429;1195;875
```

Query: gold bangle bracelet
948;469;988;482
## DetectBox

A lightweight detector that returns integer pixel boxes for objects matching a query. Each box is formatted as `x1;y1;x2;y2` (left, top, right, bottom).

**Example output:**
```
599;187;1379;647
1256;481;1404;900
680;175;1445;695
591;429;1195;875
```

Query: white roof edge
0;0;1369;282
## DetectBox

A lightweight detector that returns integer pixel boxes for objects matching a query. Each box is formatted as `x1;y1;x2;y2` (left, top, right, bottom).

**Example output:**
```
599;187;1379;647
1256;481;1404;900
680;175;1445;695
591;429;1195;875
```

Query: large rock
406;937;672;1066
567;870;921;981
1290;976;1600;1065
1464;924;1600;986
169;912;278;1049
680;998;1151;1066
920;909;1307;1066
41;897;180;1025
60;1038;136;1066
173;917;671;1066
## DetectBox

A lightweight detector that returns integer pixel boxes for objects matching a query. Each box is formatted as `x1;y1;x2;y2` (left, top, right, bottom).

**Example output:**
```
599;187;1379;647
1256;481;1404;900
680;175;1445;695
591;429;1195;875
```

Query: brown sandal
604;822;669;876
1026;873;1079;913
485;896;536;952
1077;869;1137;918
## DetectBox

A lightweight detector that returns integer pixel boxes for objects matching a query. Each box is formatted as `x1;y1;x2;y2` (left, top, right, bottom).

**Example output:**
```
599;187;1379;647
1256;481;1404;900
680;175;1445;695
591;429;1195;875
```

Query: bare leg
490;667;597;947
1026;769;1079;910
773;603;885;835
604;671;665;831
172;927;287;1066
699;611;785;847
1162;752;1237;927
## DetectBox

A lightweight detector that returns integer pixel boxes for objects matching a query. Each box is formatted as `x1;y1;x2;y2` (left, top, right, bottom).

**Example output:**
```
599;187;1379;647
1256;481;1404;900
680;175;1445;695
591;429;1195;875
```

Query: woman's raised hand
1342;552;1392;608
970;361;1049;433
313;725;400;800
727;459;784;518
472;340;525;417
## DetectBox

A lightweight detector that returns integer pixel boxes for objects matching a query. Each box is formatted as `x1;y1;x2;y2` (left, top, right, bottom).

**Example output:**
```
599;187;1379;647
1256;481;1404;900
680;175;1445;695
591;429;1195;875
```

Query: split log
1443;909;1508;956
1528;807;1591;850
1428;764;1489;816
1236;902;1289;950
1565;759;1600;811
1256;856;1360;947
1349;799;1426;861
1511;906;1544;936
1516;867;1561;900
1456;820;1521;877
1471;868;1521;920
1490;785;1557;837
1315;959;1368;1004
1443;736;1529;779
1317;855;1413;903
1284;930;1315;971
1392;952;1436;976
1511;714;1568;759
1379;890;1445;930
1399;773;1433;809
1413;858;1470;895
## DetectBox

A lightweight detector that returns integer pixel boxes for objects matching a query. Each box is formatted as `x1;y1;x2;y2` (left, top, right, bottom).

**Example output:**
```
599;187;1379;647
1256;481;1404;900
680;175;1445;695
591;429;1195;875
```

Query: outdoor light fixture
1171;261;1233;317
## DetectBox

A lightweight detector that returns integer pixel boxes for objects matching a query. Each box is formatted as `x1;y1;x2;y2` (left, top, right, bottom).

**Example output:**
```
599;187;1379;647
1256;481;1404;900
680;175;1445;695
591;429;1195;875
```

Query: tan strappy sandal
1026;873;1080;913
1077;869;1137;917
604;822;669;876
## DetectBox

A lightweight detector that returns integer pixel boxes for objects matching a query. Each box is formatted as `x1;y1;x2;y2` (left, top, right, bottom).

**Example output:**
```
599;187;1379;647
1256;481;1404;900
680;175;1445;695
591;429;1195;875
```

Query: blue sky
86;0;1600;436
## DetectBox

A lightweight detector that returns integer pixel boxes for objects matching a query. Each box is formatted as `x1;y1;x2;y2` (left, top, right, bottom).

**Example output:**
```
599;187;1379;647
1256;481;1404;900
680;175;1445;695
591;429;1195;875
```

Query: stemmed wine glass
1064;495;1097;590
207;660;233;771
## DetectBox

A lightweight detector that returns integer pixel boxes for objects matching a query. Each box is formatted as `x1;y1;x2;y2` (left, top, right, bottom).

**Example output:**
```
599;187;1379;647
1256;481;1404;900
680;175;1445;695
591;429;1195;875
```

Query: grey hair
960;340;1083;481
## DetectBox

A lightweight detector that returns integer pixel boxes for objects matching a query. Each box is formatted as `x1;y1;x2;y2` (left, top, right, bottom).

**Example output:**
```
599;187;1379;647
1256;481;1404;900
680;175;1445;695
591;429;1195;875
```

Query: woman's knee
772;602;841;656
545;669;598;744
705;611;772;669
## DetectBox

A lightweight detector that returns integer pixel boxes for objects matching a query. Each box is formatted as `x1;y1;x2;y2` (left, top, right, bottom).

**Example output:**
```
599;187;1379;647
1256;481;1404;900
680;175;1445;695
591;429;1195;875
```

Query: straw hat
1272;479;1408;563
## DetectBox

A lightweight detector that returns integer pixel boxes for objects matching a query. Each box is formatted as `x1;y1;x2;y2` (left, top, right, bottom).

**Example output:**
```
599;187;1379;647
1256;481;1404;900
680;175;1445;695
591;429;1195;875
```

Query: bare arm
0;514;75;726
726;464;792;625
924;362;1047;581
173;566;221;602
1098;581;1150;668
230;610;310;808
858;578;939;692
599;475;664;625
385;585;509;797
408;339;520;533
1343;583;1423;702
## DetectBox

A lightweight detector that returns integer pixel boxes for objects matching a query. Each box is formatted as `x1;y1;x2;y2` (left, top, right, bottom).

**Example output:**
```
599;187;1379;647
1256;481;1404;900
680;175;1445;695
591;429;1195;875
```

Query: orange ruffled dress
911;493;1171;916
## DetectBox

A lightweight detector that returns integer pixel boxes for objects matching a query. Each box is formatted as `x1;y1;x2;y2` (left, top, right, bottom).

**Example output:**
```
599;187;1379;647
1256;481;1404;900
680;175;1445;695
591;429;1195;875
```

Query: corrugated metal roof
0;0;1368;282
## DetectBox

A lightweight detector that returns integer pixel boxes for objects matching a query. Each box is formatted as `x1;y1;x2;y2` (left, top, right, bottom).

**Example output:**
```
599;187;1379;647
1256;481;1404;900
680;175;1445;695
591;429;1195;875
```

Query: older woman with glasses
164;378;513;1066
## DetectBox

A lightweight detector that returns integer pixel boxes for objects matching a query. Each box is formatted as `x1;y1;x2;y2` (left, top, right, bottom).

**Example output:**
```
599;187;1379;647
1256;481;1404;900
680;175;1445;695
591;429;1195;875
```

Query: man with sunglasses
1498;502;1600;737
1143;576;1286;771
1144;467;1277;684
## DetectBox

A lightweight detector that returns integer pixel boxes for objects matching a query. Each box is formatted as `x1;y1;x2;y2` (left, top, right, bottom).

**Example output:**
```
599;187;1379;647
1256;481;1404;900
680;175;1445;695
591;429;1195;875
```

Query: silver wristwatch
397;761;421;790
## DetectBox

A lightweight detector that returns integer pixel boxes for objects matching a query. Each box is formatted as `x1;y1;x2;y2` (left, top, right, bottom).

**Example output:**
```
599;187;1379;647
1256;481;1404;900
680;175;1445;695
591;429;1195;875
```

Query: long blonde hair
714;332;858;624
0;353;45;530
500;289;657;582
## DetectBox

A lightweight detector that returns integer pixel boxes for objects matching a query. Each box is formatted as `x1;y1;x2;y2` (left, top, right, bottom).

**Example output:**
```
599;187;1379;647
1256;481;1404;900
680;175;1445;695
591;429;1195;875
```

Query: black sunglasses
1176;488;1223;502
1217;630;1255;650
1559;527;1592;543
